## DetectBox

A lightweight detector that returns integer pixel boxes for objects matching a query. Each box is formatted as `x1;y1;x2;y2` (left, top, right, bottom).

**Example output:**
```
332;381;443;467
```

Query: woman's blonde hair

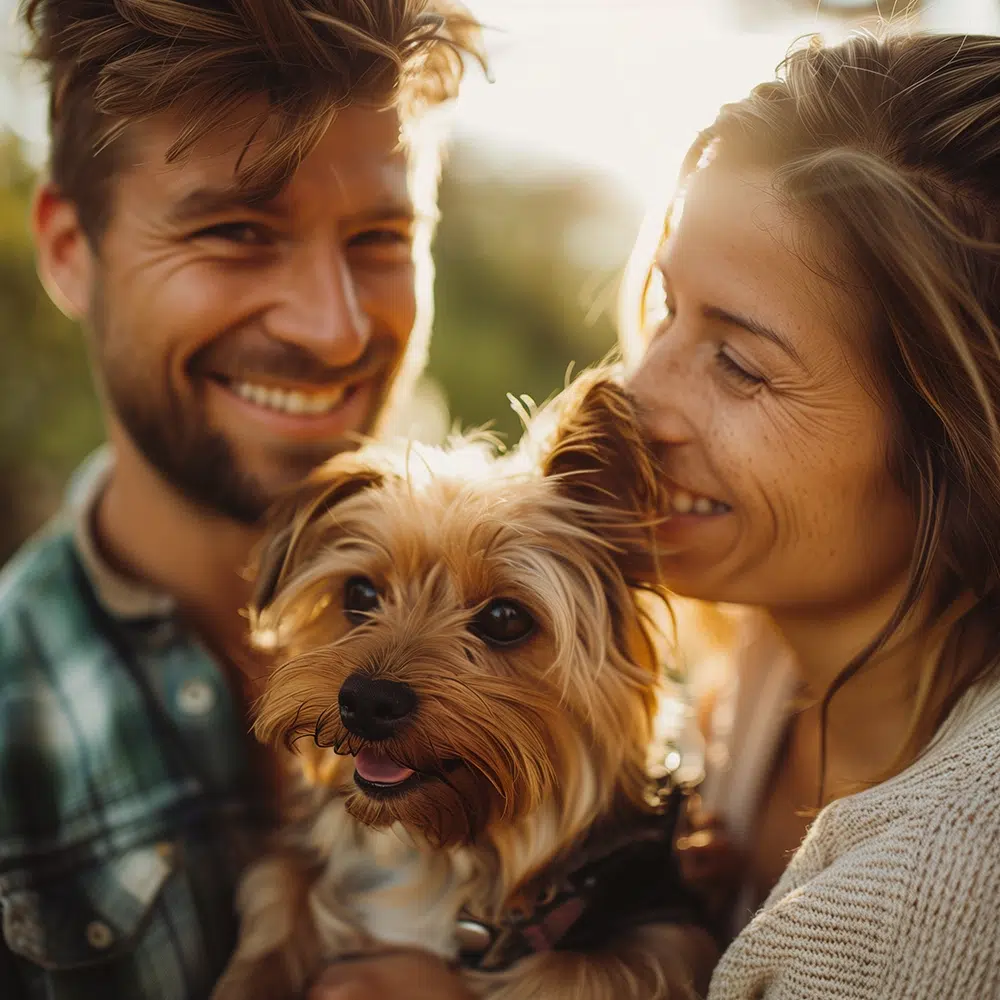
626;32;1000;786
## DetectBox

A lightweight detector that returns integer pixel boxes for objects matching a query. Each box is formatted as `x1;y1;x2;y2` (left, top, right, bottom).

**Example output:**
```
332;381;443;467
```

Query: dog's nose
338;673;417;741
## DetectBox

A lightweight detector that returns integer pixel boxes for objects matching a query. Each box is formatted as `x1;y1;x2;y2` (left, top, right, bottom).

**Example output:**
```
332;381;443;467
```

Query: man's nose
268;242;372;367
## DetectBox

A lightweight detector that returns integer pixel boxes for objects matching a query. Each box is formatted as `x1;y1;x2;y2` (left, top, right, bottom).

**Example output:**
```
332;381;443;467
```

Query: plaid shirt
0;450;271;1000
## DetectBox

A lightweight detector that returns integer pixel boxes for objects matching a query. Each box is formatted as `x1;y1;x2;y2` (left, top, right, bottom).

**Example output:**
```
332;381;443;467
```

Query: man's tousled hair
21;0;485;237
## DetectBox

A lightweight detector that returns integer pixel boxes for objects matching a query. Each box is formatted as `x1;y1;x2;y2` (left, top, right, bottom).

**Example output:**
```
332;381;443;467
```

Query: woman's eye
344;576;381;625
194;222;272;246
469;599;536;647
716;349;766;390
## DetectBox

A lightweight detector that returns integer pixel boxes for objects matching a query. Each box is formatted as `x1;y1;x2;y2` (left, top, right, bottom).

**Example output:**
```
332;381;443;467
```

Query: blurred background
0;0;997;562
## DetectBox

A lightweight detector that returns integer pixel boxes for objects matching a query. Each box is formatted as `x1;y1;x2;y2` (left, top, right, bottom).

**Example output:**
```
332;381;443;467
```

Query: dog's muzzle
338;673;417;741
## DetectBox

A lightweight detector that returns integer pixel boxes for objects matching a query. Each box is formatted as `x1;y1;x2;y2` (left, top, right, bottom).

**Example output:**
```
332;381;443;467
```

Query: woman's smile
627;162;916;608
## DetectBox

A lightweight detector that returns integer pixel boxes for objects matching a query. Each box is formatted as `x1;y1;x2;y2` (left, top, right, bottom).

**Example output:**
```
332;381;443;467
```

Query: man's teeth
670;489;728;515
231;381;347;415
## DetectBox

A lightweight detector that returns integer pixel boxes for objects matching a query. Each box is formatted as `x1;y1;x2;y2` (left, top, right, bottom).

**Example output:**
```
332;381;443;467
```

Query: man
0;2;484;997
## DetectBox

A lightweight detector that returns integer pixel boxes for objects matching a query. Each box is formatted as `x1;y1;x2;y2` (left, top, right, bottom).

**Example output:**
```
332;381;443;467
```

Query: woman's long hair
624;32;1000;795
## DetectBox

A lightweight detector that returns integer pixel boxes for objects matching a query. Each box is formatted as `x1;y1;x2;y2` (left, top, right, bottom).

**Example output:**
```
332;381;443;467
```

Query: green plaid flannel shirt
0;451;271;999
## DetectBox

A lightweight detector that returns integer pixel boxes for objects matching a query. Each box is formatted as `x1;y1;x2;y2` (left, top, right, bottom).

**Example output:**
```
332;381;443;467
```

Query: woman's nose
625;330;698;445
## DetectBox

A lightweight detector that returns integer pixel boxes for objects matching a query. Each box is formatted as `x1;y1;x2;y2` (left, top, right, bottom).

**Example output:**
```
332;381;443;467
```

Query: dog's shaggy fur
212;375;714;1000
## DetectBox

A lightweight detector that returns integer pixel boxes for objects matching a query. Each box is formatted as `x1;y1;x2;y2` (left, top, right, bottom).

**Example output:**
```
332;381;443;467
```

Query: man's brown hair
21;0;485;239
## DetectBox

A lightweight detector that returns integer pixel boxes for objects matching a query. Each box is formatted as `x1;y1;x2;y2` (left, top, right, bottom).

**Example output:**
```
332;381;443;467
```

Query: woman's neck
768;578;931;788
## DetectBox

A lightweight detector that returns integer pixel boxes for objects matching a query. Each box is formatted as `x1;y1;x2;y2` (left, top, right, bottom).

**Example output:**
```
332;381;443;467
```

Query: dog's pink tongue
354;748;415;785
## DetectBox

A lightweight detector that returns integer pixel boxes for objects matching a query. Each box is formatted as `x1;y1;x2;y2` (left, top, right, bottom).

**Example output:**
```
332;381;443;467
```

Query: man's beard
108;372;392;525
112;400;279;525
92;292;398;525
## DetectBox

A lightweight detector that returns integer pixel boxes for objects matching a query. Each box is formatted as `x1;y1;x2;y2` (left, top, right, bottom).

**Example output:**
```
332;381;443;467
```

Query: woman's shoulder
709;684;1000;1000
798;679;1000;870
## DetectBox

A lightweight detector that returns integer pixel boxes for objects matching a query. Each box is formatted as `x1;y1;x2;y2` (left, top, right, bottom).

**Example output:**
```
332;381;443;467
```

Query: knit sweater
707;677;1000;1000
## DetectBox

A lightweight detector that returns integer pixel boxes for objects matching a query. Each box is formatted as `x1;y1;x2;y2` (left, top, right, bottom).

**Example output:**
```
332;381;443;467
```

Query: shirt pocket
1;841;175;974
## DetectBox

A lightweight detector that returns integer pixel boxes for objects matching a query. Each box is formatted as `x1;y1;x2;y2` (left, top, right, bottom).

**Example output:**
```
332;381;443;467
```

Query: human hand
307;950;475;1000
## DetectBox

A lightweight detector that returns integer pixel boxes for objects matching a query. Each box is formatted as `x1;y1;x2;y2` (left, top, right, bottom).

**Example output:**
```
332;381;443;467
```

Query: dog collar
455;780;702;973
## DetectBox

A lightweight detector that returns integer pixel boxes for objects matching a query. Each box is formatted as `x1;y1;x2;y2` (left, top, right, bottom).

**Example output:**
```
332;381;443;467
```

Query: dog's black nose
338;673;417;741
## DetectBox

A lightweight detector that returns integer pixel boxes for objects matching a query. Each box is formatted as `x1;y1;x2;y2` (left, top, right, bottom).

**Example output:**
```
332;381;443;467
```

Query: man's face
68;104;417;523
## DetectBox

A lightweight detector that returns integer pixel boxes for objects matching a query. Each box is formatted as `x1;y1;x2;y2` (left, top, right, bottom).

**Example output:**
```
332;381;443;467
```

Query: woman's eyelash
645;277;766;390
716;349;765;387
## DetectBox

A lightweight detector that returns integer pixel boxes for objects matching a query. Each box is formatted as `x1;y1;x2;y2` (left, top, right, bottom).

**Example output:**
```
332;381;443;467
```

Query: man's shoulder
0;521;97;677
0;524;123;854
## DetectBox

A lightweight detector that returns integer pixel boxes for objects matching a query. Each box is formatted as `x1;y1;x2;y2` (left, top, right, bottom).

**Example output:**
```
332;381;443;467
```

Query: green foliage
0;133;104;562
431;145;639;442
0;133;640;561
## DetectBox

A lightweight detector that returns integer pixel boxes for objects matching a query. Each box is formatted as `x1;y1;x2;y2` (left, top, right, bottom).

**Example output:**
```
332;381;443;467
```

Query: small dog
212;375;713;1000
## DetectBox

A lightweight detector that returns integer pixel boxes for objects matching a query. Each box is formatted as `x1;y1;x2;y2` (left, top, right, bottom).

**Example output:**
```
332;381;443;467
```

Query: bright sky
455;0;840;200
454;0;1000;199
1;0;997;203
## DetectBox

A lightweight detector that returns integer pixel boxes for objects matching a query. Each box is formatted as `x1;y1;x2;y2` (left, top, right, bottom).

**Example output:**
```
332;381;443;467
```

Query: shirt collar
68;446;177;621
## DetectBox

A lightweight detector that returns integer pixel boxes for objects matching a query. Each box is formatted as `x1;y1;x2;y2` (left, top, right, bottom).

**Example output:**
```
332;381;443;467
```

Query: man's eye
194;222;272;246
348;229;412;250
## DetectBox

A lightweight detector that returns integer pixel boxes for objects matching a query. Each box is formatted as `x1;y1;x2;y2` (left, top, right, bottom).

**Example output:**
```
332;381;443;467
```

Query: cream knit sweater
707;677;1000;999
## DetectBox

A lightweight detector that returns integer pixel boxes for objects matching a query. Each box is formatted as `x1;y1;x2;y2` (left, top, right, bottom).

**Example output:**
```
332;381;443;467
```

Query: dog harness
454;780;705;973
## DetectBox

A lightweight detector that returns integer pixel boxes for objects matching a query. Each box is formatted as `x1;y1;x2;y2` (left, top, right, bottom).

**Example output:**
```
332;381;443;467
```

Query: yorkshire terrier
212;374;715;1000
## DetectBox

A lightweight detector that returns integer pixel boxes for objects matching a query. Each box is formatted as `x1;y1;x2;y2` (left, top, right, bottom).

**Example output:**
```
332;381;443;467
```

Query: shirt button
177;678;216;717
86;920;115;950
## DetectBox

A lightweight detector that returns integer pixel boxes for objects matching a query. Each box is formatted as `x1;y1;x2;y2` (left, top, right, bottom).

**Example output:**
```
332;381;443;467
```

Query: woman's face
627;164;917;612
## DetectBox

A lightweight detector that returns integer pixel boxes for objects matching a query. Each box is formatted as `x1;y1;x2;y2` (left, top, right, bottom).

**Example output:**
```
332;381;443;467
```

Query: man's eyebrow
165;188;419;228
703;304;803;366
165;185;277;225
343;202;419;227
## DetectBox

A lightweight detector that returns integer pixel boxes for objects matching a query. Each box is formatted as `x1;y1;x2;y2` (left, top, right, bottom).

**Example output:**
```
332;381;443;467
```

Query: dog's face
250;377;670;848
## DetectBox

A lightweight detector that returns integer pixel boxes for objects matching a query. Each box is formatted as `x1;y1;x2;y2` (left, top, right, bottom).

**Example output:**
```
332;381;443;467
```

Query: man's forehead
127;103;412;215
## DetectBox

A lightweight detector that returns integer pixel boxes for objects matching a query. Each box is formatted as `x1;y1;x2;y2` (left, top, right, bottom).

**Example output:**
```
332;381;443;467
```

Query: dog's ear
251;455;384;612
541;372;668;582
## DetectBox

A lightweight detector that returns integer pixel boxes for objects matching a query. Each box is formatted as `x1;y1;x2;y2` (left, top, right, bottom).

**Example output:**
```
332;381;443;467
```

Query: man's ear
542;372;669;582
251;455;384;612
31;183;95;319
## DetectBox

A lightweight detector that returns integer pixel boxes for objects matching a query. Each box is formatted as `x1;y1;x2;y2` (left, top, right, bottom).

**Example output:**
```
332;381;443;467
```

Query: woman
624;29;1000;999
311;29;1000;1000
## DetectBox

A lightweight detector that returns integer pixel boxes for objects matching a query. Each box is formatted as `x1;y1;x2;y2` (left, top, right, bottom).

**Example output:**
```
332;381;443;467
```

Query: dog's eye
470;599;535;646
344;576;380;624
